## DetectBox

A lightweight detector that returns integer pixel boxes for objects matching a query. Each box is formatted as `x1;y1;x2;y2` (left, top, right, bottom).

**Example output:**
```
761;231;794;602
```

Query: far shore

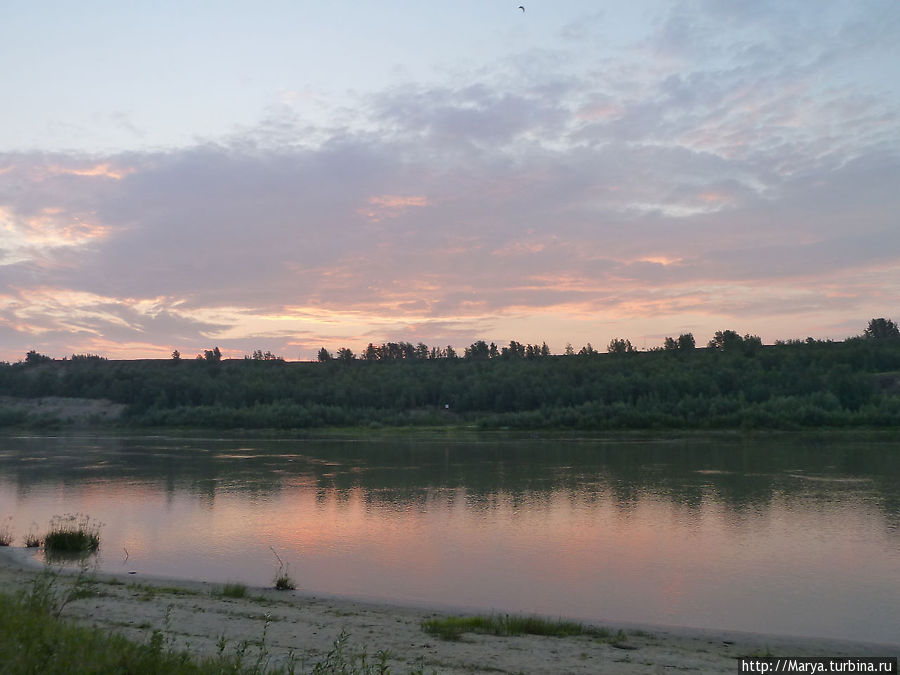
1;547;896;674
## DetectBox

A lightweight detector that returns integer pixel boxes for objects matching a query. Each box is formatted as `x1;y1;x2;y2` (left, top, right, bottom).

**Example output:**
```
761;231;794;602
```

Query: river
1;432;898;644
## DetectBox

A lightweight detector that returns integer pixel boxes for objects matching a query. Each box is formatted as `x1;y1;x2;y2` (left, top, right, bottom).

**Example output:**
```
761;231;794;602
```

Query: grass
270;546;296;591
421;613;621;642
0;587;432;674
274;572;295;591
220;582;249;599
0;517;12;546
43;514;101;558
25;522;43;548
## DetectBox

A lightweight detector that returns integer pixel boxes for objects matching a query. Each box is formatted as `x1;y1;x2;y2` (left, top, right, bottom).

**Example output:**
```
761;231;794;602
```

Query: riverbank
1;548;895;674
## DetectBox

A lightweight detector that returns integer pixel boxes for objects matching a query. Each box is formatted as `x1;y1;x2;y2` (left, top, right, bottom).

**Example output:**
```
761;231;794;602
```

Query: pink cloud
357;194;429;222
46;163;135;180
576;103;624;121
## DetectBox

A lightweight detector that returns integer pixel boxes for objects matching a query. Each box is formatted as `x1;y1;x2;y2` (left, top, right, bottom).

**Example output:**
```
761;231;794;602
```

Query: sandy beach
1;547;895;674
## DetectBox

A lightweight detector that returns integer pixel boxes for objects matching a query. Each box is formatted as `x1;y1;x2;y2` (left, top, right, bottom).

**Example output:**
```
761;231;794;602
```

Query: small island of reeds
43;514;101;558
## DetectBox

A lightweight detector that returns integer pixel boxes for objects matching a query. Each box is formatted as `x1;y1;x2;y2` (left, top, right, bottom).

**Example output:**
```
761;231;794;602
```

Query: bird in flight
519;5;525;12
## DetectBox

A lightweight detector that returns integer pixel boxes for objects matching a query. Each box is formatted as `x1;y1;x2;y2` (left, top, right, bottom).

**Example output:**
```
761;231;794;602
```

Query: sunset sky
1;1;898;361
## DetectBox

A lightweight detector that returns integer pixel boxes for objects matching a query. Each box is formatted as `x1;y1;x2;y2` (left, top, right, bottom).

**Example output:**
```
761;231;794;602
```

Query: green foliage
2;575;430;674
0;589;402;674
309;629;402;675
1;320;900;431
422;613;612;641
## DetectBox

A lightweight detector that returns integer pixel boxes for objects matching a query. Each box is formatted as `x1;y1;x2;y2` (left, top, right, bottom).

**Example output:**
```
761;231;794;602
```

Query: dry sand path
1;547;895;674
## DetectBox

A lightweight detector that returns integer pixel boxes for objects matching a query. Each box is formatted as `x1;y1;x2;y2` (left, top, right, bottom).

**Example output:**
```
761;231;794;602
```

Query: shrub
270;547;296;591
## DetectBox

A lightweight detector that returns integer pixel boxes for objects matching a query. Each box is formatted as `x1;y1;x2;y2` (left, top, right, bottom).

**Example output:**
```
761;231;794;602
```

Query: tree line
2;318;898;431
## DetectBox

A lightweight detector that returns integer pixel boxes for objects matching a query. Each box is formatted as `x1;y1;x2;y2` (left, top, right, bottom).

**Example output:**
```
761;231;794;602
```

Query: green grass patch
421;613;614;641
0;592;212;674
43;514;101;558
219;581;248;599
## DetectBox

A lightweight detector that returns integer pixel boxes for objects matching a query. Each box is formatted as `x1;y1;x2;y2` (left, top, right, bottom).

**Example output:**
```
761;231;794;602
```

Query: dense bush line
1;332;899;430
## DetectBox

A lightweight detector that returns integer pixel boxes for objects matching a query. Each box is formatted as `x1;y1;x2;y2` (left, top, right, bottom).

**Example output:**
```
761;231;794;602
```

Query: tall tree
677;333;696;350
24;350;52;364
607;338;635;354
707;330;743;351
336;347;356;362
465;340;490;360
864;318;899;340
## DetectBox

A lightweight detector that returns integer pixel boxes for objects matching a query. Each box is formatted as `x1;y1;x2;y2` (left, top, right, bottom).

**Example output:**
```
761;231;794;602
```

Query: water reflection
0;433;898;644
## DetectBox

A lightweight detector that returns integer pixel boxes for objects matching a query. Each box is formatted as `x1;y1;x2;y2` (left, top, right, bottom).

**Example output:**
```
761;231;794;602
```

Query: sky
1;0;899;361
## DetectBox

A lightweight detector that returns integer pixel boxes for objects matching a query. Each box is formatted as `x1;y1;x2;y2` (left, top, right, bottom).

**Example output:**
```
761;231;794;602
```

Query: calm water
1;433;898;645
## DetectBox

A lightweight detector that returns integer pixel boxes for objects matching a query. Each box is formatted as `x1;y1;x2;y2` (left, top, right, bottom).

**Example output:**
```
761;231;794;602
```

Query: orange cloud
87;339;202;360
47;163;135;180
357;194;429;221
697;192;731;204
635;256;683;266
23;211;112;247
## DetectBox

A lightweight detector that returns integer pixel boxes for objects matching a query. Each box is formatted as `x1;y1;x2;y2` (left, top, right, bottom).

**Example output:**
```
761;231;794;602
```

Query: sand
1;547;895;674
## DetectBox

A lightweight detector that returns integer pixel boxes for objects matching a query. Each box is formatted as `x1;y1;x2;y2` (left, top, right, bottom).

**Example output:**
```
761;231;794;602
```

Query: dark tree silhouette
25;350;52;364
607;338;635;354
336;347;356;362
707;330;743;351
864;318;899;340
203;347;222;363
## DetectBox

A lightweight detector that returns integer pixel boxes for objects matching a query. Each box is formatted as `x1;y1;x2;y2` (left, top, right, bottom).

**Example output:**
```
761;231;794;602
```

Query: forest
1;319;899;431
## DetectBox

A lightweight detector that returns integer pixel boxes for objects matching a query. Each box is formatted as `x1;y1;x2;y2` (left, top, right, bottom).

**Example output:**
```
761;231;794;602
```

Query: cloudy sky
1;1;898;361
